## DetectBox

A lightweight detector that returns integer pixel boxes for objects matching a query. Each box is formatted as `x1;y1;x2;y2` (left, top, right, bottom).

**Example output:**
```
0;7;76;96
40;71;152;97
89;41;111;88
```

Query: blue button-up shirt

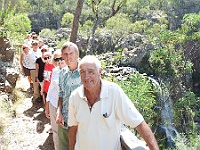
59;66;82;126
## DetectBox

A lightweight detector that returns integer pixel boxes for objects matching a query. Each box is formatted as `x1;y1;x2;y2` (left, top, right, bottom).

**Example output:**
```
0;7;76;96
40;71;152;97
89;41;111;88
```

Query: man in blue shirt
56;42;82;150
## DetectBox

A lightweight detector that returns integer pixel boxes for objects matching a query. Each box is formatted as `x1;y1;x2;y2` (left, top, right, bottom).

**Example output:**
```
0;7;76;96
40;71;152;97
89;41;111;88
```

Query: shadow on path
38;134;55;150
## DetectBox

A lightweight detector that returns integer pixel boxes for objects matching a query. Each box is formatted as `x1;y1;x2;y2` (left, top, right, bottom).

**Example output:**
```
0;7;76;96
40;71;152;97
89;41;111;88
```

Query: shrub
39;28;56;38
61;12;74;28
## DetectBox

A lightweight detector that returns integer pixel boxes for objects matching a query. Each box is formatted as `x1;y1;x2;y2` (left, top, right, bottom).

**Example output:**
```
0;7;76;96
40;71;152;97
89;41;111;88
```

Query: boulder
0;37;19;93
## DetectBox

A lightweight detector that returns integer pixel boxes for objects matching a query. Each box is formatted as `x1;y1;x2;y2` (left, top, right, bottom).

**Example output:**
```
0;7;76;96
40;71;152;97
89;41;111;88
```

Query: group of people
20;33;159;150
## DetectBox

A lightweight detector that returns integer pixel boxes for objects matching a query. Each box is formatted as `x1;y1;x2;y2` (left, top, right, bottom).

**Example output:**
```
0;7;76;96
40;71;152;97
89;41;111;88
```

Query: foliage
39;28;56;38
26;0;77;15
0;0;16;26
61;12;74;28
131;19;150;34
4;13;31;34
14;0;31;13
3;13;31;44
0;27;7;38
173;92;200;132
107;72;157;127
112;49;123;65
172;133;200;150
149;30;192;79
104;13;132;48
56;38;67;50
181;12;200;41
0;95;11;135
79;20;93;36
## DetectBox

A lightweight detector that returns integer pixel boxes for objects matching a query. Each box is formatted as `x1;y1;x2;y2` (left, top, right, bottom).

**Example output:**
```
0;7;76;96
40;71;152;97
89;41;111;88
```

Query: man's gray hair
61;42;79;53
78;55;101;71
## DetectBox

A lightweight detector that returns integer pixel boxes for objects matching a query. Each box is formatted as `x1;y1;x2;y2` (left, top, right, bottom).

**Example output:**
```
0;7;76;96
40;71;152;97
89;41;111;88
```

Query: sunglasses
44;56;51;60
41;49;47;52
54;57;64;62
23;47;27;50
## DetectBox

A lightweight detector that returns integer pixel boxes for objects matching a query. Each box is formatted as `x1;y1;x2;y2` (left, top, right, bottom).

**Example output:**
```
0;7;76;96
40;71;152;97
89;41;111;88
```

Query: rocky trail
1;75;54;150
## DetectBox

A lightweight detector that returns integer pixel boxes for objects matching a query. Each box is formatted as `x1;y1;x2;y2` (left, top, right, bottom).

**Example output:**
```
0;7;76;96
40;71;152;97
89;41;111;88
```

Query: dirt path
2;75;55;150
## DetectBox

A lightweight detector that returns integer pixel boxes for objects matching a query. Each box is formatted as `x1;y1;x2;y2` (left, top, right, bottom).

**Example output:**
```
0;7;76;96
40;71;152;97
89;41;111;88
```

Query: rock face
0;37;19;93
28;12;61;33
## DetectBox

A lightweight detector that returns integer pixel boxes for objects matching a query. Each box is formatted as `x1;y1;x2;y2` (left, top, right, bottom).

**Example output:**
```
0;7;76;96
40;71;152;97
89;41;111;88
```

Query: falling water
148;76;179;148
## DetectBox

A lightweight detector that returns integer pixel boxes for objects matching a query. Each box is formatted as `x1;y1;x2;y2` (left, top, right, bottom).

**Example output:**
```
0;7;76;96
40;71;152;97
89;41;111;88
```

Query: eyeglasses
54;57;64;62
44;56;51;60
41;49;47;52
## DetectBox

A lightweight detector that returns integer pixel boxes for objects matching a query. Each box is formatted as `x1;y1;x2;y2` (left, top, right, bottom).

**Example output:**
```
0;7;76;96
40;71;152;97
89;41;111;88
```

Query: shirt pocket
99;112;116;130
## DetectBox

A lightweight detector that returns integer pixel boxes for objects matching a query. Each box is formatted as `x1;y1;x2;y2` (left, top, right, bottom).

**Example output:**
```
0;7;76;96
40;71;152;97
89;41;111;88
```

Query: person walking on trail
19;44;32;90
42;51;55;106
24;34;32;47
56;42;82;150
27;40;41;101
68;55;159;150
45;50;66;150
35;46;48;103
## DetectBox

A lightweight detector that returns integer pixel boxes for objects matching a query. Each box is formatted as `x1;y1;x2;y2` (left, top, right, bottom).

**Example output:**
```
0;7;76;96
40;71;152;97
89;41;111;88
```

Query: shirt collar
78;79;109;100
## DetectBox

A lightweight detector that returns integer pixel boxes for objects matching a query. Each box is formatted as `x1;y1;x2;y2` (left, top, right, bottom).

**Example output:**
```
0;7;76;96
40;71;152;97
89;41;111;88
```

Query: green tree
105;13;132;46
0;0;16;26
3;13;31;43
86;0;127;54
61;12;74;28
181;12;200;40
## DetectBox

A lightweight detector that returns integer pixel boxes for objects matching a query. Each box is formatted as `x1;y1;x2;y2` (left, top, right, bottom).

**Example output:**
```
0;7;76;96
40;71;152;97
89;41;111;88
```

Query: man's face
79;62;102;91
62;47;79;66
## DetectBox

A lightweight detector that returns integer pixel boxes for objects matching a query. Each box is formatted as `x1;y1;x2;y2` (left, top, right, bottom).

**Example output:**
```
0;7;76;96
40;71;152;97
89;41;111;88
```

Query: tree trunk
86;18;99;55
70;0;84;43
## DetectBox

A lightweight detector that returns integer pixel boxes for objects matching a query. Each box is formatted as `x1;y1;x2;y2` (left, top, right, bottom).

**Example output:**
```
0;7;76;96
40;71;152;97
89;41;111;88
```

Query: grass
0;76;27;149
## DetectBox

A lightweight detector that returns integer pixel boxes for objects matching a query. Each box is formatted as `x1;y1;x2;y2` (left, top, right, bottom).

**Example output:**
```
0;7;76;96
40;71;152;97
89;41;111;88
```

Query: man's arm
56;97;64;126
136;120;159;150
69;125;78;150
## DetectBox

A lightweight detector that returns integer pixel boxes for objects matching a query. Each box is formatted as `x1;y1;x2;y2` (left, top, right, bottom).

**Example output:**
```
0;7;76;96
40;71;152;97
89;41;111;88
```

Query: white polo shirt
68;80;144;150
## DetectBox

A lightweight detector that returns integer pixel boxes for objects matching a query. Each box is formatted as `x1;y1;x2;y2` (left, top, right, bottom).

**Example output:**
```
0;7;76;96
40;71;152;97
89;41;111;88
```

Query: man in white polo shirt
68;55;159;150
28;40;41;101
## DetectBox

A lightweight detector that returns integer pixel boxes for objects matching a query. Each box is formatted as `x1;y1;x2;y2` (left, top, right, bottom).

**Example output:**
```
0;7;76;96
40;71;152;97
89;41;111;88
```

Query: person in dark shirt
35;46;48;102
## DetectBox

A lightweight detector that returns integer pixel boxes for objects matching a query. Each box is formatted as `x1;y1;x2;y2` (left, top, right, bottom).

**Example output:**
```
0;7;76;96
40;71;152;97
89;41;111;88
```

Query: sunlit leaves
61;12;74;28
110;72;157;126
4;13;31;34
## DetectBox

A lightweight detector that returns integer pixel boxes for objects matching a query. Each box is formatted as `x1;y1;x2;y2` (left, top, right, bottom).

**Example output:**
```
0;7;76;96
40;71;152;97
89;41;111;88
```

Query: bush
173;133;200;150
61;12;74;28
4;13;31;34
3;13;31;45
39;28;56;38
106;72;157;126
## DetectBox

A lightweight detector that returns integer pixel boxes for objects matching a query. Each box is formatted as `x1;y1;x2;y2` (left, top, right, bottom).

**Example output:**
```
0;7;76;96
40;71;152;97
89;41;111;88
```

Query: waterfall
148;76;179;148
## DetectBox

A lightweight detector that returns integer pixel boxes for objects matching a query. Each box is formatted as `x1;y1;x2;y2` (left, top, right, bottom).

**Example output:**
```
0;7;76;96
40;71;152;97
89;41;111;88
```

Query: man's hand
56;110;64;126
